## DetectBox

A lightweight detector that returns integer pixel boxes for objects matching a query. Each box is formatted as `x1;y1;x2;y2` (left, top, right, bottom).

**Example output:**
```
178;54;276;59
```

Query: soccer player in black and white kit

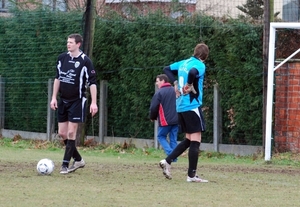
50;34;98;174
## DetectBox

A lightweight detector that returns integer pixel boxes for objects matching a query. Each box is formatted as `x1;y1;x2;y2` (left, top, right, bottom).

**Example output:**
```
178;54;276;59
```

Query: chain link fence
0;0;299;148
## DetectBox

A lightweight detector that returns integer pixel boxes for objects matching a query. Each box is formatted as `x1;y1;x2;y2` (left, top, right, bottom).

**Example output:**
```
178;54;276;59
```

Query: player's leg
165;138;190;163
60;121;78;174
57;100;72;174
186;107;208;183
58;125;81;166
159;114;189;179
58;122;81;162
58;122;68;140
67;98;86;173
187;132;201;178
165;113;189;163
159;138;190;180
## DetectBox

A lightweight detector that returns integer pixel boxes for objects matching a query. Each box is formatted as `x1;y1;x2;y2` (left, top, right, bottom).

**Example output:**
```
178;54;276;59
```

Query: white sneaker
60;166;68;174
68;159;85;173
187;175;208;183
159;159;172;180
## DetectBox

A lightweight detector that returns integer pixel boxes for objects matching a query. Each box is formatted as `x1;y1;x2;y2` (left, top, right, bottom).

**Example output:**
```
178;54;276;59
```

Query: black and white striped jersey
55;51;97;102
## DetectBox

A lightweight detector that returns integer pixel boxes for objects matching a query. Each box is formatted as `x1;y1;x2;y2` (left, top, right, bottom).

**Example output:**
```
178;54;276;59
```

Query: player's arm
183;68;198;94
89;84;98;117
85;59;98;116
52;79;60;98
163;66;180;97
149;93;160;121
50;78;60;110
187;68;199;84
163;66;178;84
50;57;63;110
89;84;97;105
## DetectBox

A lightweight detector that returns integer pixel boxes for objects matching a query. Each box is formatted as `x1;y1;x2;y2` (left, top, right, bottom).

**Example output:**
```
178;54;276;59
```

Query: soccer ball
36;158;55;175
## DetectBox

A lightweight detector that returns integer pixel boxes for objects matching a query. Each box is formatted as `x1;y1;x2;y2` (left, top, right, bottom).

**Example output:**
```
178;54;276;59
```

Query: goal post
265;22;300;161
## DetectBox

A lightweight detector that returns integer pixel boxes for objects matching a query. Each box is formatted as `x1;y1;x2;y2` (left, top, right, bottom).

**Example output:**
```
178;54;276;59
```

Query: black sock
188;141;200;178
62;140;76;167
73;148;82;162
166;138;191;164
63;139;81;161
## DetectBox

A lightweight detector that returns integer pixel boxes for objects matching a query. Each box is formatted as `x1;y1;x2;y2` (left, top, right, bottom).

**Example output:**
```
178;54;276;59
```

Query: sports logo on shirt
75;61;80;68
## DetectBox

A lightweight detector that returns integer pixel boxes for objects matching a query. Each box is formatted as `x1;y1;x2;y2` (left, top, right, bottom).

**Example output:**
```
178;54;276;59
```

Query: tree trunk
76;0;96;146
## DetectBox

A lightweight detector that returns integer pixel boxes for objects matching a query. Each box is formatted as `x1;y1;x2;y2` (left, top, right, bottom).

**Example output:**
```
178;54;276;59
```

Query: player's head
156;74;169;88
193;43;209;61
67;34;83;52
68;34;83;44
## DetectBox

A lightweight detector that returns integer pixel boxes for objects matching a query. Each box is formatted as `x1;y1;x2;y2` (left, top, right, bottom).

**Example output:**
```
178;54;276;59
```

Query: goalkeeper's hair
193;43;209;61
156;74;169;83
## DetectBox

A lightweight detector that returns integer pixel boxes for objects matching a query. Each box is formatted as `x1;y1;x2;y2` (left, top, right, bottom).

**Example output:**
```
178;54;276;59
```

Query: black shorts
178;107;206;133
57;98;87;123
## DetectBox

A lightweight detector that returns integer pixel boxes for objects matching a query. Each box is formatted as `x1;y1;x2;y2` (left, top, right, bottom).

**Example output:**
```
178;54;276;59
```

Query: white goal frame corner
265;22;300;161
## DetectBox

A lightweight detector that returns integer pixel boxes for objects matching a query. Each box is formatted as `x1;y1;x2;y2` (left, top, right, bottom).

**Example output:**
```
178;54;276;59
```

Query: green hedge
0;9;263;145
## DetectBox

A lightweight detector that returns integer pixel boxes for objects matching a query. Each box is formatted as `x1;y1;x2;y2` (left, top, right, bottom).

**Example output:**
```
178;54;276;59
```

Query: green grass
0;138;300;207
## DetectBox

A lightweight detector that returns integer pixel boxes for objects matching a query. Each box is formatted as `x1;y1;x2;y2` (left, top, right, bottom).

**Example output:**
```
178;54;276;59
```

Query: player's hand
50;99;57;110
182;83;196;95
90;103;98;117
174;80;181;98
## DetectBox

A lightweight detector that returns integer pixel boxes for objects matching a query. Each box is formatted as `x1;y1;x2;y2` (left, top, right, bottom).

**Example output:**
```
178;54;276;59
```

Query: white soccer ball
36;158;55;175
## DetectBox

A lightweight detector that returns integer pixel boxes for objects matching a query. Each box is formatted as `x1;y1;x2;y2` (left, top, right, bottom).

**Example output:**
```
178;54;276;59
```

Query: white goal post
265;22;300;161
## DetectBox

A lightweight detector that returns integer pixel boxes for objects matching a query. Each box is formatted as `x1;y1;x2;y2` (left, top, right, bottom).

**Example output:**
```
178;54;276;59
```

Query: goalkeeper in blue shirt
159;43;209;183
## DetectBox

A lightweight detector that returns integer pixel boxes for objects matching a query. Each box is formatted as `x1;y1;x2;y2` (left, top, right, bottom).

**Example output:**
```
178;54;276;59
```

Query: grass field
0;138;300;207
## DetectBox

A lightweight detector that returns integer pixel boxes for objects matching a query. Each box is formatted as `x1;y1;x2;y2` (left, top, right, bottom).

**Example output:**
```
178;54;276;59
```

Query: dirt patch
206;165;300;175
1;160;299;176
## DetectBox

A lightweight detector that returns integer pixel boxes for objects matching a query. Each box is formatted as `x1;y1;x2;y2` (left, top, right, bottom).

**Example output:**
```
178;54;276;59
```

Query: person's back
150;74;178;157
150;82;177;126
171;56;206;112
159;43;210;182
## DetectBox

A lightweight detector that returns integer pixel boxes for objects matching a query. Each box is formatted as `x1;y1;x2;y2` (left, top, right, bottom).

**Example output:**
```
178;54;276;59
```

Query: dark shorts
178;107;206;133
57;98;87;123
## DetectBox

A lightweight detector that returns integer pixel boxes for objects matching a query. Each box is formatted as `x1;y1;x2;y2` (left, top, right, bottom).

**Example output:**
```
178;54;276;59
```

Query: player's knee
67;131;75;139
58;131;67;139
189;141;200;152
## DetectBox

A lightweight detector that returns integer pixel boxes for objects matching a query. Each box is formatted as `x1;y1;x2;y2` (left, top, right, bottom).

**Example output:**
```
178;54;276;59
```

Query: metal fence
1;0;299;152
0;79;263;156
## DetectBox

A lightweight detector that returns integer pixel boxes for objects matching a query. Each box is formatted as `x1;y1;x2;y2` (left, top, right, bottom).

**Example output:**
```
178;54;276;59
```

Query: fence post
153;83;159;149
0;76;4;129
98;80;107;143
154;120;158;149
47;79;54;141
213;84;222;152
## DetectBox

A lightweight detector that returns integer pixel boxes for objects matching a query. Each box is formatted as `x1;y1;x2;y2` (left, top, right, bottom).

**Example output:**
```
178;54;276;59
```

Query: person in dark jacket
150;74;178;157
